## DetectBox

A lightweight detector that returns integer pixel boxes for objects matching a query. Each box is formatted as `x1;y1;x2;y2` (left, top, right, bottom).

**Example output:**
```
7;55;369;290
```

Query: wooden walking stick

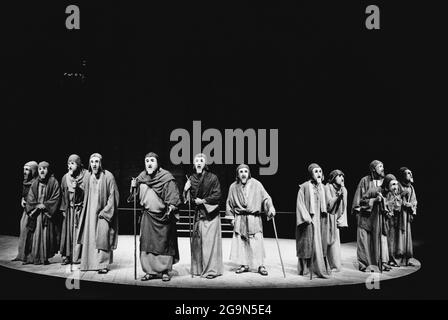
378;192;385;274
271;217;286;278
71;207;75;273
186;175;193;278
132;178;137;280
310;225;314;280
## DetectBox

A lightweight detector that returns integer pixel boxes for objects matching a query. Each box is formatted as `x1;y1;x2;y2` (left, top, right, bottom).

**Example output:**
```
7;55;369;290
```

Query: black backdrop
1;1;443;299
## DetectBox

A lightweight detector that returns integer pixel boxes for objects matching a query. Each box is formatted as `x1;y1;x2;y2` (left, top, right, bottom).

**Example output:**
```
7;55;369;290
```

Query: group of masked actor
352;160;417;273
13;153;417;281
13;153;119;274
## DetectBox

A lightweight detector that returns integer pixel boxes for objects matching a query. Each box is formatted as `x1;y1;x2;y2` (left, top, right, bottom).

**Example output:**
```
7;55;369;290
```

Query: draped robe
324;183;348;271
60;169;87;262
359;186;390;269
397;183;417;263
25;176;61;264
226;178;274;269
14;177;37;261
384;191;403;265
352;175;387;270
77;170;119;271
296;180;328;278
131;168;181;275
185;170;223;278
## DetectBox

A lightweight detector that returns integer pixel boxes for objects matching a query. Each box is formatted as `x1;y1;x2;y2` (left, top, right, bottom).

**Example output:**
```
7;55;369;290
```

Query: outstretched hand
184;179;191;192
194;198;205;205
267;208;276;221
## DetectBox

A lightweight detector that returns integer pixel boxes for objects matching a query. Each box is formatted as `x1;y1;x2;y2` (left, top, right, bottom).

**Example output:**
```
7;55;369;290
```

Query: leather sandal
388;261;399;267
258;266;268;276
162;273;171;281
381;264;391;272
141;273;156;281
235;265;249;274
98;268;109;274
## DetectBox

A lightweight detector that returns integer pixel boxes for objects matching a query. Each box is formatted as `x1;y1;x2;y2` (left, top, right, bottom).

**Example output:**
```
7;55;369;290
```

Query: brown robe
25;176;61;264
60;169;87;262
352;175;384;270
397;183;417;262
325;183;348;270
185;170;223;278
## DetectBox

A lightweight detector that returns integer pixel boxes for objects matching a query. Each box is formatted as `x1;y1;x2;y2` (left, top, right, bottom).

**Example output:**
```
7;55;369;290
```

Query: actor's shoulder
228;181;238;189
298;181;310;189
248;178;264;188
49;175;60;184
207;171;219;180
359;175;371;183
103;170;116;179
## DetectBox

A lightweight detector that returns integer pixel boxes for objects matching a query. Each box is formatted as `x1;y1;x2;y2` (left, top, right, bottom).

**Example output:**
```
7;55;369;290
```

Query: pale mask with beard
389;179;399;195
335;174;344;187
145;156;158;175
90;157;101;175
404;169;414;183
238;168;249;185
374;163;385;179
194;156;206;174
68;161;79;177
312;167;323;184
23;166;31;181
38;166;48;180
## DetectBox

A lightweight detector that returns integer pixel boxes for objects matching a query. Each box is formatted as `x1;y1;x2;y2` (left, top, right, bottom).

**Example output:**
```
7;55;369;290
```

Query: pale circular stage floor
0;235;420;289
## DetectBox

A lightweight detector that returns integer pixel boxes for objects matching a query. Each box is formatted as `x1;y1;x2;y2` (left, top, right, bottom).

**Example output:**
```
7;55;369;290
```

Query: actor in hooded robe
226;164;275;276
324;169;348;271
77;153;119;274
12;161;38;262
24;161;61;265
183;153;223;279
352;160;390;272
60;154;87;265
129;152;181;281
296;163;329;278
357;169;394;272
382;174;403;268
397;167;417;266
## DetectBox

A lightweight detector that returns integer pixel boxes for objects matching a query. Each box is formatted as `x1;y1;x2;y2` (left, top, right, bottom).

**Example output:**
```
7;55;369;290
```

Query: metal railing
118;207;296;236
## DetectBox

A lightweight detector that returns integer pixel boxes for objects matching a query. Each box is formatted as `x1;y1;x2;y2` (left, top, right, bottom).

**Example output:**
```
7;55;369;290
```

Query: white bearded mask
145;156;158;175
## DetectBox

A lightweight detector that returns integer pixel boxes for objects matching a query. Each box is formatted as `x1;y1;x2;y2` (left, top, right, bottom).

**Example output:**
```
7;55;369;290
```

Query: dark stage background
1;1;443;299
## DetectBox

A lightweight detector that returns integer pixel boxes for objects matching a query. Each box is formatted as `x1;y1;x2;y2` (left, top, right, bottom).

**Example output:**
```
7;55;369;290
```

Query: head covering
38;161;50;168
145;152;159;162
398;166;412;186
67;154;82;167
308;163;321;175
24;161;38;179
328;169;344;184
144;152;160;173
89;153;103;172
369;160;383;173
236;164;251;182
37;161;51;182
398;167;410;179
383;174;397;191
193;153;209;171
90;153;102;161
308;163;324;181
